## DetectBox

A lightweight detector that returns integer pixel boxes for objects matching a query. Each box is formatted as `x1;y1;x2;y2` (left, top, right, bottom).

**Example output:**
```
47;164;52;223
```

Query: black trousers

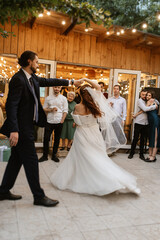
130;123;148;155
0;135;45;200
43;122;63;157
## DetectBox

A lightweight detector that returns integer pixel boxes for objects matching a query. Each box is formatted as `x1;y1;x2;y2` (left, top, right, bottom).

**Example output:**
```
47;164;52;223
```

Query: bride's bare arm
81;78;101;91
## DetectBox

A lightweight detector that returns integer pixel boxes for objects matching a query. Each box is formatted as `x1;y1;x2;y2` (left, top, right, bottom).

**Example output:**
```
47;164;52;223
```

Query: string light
62;20;66;25
106;31;110;35
142;23;147;29
1;57;3;61
69;72;72;75
47;11;51;16
121;29;125;34
157;14;160;20
85;28;89;32
38;13;43;17
132;28;137;33
116;31;120;36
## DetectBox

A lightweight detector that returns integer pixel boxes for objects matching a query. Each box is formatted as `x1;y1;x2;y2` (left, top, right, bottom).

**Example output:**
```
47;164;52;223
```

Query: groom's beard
30;66;37;74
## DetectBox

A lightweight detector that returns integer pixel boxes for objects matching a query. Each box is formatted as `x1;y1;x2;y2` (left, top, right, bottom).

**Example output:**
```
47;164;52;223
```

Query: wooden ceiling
34;10;160;51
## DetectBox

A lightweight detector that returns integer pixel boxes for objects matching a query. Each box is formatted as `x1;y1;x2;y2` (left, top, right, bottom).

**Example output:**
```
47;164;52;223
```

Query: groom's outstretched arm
32;74;69;87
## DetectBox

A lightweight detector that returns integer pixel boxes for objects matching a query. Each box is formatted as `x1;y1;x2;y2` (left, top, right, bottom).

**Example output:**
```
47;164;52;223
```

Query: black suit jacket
0;69;69;138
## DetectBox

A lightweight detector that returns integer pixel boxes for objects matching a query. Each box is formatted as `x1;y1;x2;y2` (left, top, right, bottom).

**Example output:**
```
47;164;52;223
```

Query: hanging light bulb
116;31;120;36
158;14;160;20
142;23;147;29
120;29;125;34
1;57;3;61
85;28;89;32
69;72;72;75
106;31;110;35
132;28;137;33
85;73;88;76
47;11;51;16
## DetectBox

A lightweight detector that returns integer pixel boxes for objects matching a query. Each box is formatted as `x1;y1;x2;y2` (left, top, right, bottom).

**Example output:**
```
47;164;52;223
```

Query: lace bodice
72;113;97;127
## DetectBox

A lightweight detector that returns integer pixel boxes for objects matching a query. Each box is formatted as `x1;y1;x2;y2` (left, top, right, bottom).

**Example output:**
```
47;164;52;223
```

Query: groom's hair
18;51;37;67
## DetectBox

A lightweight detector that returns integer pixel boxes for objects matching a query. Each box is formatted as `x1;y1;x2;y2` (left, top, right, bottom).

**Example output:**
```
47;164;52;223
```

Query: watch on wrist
71;79;74;85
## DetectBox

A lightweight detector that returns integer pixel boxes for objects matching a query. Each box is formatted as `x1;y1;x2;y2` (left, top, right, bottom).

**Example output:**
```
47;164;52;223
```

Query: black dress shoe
128;154;134;159
144;157;157;162
51;155;60;162
0;191;22;201
34;196;59;207
139;155;146;161
39;156;48;162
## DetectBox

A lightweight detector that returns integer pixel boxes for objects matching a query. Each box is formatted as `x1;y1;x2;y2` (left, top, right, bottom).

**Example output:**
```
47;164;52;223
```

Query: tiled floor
0;153;160;240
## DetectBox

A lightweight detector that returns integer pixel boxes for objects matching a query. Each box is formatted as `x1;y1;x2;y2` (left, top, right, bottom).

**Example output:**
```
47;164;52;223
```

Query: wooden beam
97;29;114;42
30;17;36;29
61;18;77;35
126;34;147;48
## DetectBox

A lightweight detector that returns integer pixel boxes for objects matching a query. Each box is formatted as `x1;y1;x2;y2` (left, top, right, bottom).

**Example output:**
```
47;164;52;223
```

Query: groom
0;50;82;207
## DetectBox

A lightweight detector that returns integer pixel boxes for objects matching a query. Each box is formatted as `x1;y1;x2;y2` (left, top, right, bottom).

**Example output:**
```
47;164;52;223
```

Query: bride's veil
85;87;127;154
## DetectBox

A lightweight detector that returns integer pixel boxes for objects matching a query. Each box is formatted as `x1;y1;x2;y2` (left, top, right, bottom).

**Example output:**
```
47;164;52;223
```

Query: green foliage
80;0;160;35
0;0;112;37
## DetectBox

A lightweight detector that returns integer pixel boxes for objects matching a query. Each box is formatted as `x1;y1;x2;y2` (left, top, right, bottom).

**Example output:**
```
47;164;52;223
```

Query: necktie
29;77;39;122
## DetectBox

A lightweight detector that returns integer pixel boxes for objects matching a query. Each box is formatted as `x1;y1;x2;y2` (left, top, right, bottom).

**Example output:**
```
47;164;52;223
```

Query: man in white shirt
108;85;127;125
128;89;157;160
39;86;68;163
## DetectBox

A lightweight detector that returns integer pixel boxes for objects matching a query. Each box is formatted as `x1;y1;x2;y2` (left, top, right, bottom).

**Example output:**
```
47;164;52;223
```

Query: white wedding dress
50;113;140;196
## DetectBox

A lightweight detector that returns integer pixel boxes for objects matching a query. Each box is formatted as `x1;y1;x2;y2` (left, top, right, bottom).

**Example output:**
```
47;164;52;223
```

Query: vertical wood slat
0;24;4;54
84;35;91;64
90;36;96;66
4;22;12;53
48;27;56;60
24;22;32;51
67;32;74;63
37;24;45;58
73;32;79;63
79;33;85;64
55;29;62;61
11;24;18;54
30;24;38;53
18;23;25;57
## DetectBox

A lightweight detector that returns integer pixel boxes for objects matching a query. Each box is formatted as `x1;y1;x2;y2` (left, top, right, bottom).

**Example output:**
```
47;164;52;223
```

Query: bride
50;79;140;196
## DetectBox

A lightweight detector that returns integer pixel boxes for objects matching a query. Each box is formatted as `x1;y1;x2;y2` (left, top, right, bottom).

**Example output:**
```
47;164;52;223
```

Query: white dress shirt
44;94;68;124
108;96;127;120
134;98;157;125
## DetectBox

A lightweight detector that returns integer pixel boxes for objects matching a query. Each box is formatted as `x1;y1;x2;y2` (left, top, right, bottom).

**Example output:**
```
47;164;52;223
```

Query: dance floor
0;153;160;240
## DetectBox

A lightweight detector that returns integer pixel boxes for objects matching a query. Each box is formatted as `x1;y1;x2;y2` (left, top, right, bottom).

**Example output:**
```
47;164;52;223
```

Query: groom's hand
10;132;19;147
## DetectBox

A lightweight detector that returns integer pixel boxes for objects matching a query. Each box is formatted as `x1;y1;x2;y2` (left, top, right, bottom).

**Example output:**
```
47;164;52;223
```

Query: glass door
35;59;57;147
113;69;141;143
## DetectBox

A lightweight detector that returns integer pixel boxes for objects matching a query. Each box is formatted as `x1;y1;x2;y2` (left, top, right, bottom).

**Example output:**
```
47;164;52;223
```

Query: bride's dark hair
80;84;102;118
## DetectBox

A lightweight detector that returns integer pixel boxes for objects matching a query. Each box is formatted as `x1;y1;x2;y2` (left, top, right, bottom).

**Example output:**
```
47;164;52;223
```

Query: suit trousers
0;134;45;200
43;122;63;157
130;123;148;155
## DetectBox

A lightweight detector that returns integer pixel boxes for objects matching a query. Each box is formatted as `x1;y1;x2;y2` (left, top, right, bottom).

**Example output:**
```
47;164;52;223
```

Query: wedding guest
128;89;157;161
39;86;68;163
60;91;76;151
98;81;108;99
0;50;83;207
108;85;126;126
133;90;160;162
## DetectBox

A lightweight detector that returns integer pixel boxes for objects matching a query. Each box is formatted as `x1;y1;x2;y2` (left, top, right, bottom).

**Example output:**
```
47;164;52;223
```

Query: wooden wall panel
11;24;18;54
84;35;91;65
17;23;25;57
0;22;160;74
24;22;32;51
30;24;38;53
78;33;85;64
0;24;4;54
48;27;56;60
4;23;11;53
73;33;80;63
